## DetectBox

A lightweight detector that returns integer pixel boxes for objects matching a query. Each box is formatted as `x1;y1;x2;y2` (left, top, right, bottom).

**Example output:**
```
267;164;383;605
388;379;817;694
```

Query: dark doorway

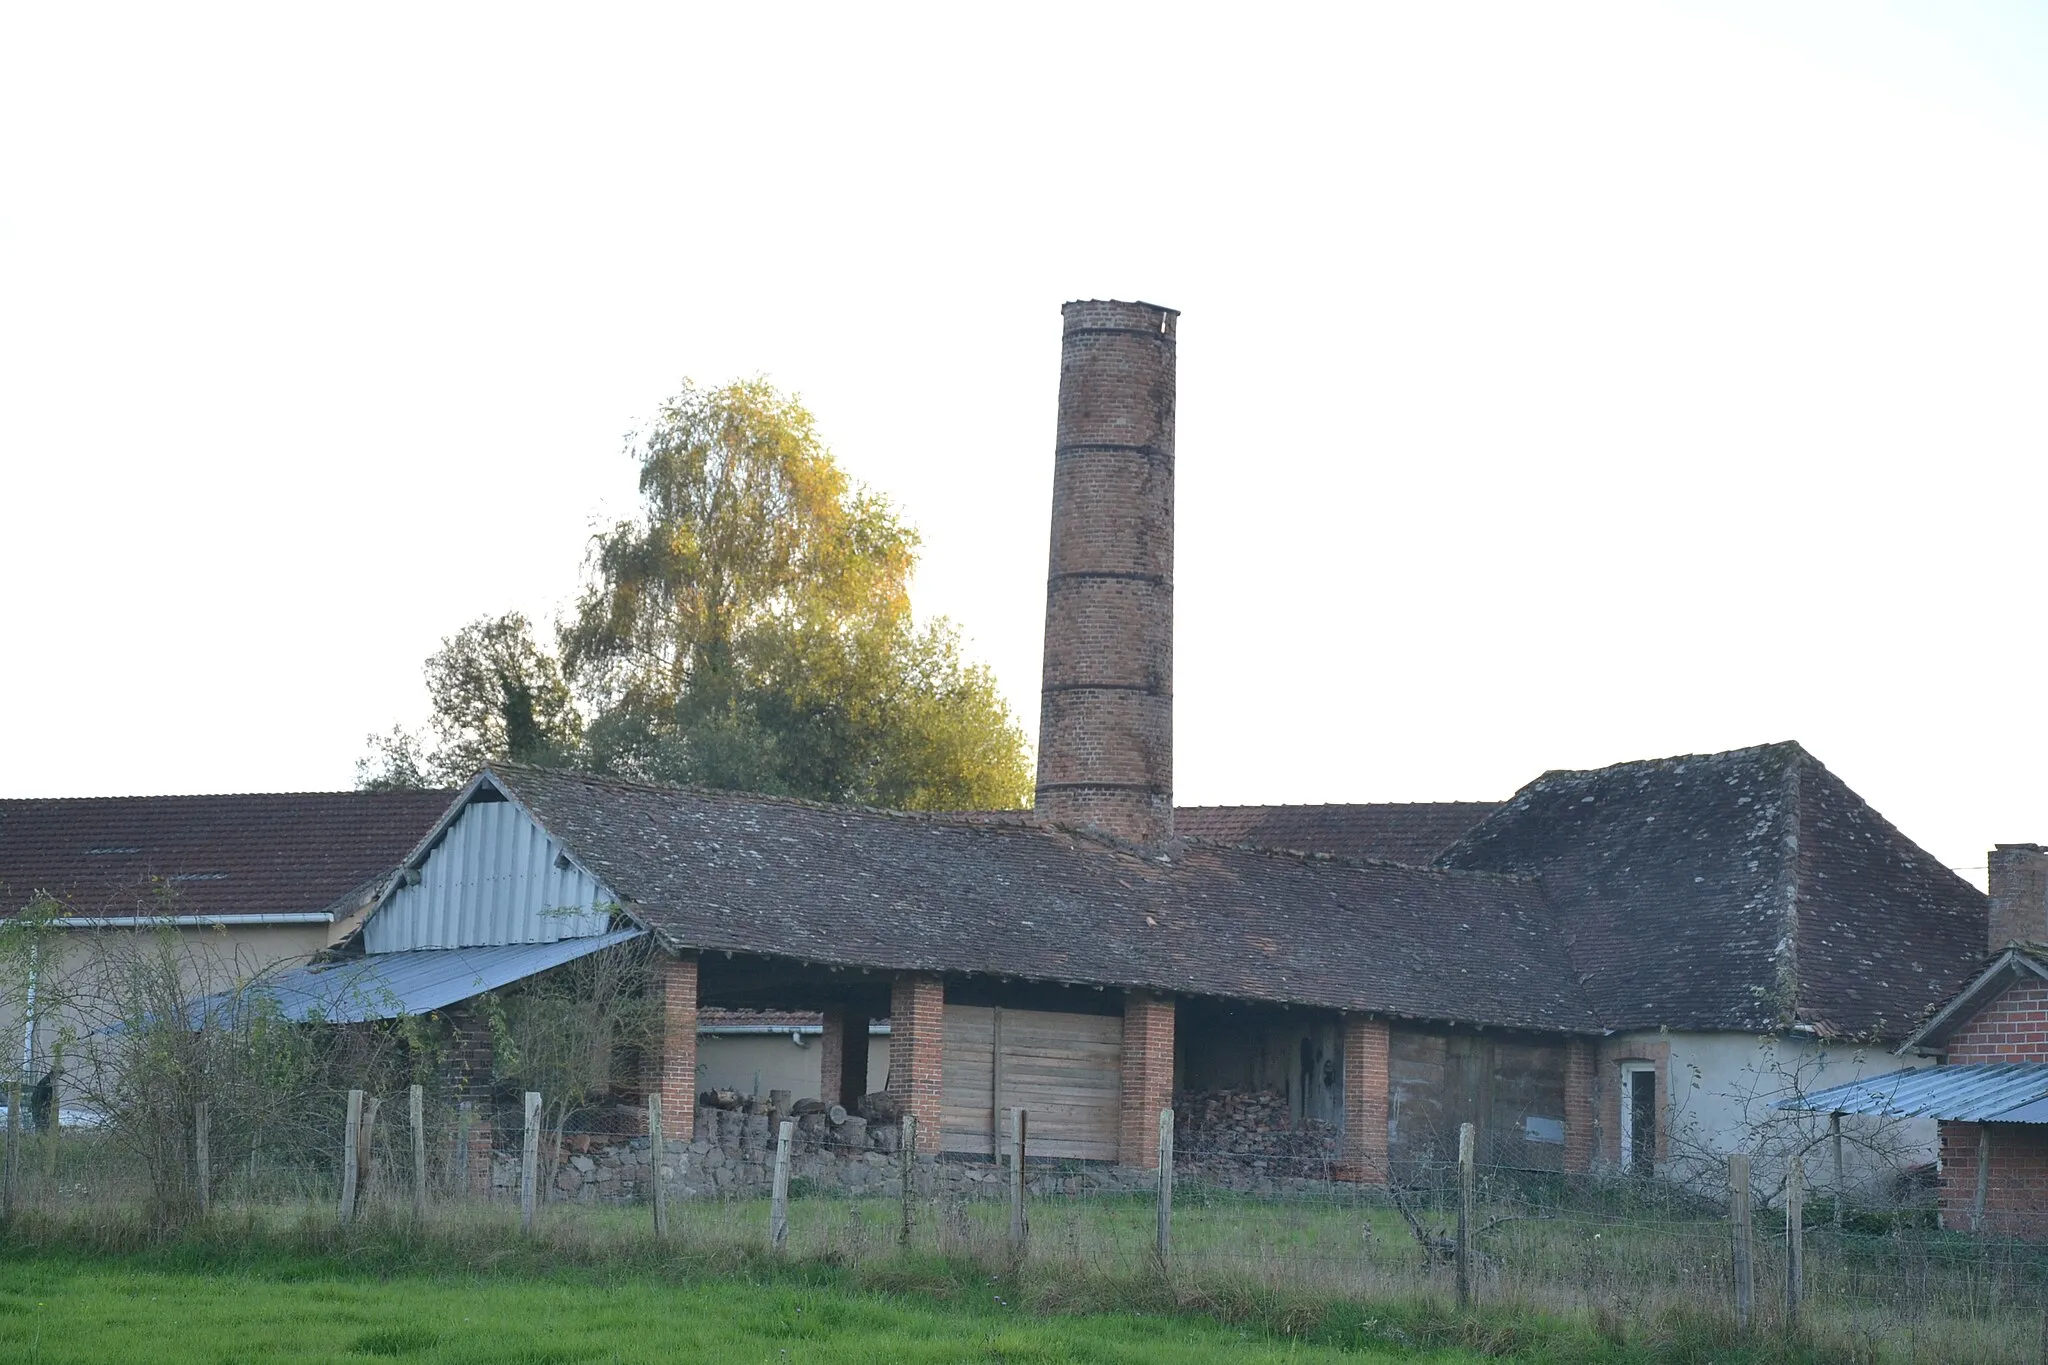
1624;1067;1657;1176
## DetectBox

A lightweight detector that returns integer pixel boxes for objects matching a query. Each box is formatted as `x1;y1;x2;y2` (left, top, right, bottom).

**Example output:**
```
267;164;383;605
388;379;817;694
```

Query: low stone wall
492;1096;1351;1203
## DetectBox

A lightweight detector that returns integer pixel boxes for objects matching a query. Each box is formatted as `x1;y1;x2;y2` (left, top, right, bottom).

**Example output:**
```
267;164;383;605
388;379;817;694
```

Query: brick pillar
818;1006;846;1106
1120;992;1176;1169
887;974;944;1153
650;952;699;1141
1341;1015;1391;1183
1563;1038;1597;1175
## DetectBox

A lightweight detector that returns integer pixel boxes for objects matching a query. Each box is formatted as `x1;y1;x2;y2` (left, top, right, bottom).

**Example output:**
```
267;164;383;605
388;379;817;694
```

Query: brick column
818;1006;846;1107
1120;992;1176;1169
1563;1038;1597;1175
650;952;699;1141
1341;1015;1391;1183
440;1005;497;1194
887;974;944;1153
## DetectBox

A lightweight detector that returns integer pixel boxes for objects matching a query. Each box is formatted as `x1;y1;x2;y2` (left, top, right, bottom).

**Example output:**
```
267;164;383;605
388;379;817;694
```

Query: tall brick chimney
1988;844;2048;948
1034;299;1178;848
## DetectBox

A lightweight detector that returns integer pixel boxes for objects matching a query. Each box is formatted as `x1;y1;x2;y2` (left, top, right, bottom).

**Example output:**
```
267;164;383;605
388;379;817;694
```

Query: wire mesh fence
6;1093;2047;1363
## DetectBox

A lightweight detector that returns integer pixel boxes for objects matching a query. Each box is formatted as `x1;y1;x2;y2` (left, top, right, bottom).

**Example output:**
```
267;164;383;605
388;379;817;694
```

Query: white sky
4;3;2045;886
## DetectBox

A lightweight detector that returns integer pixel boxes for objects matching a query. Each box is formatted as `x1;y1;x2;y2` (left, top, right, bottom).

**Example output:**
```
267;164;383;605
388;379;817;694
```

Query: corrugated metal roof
1779;1063;2048;1122
222;929;645;1024
366;795;614;953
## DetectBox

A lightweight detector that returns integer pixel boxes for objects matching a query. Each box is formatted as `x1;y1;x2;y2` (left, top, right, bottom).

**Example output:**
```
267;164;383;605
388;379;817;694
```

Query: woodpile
1175;1089;1338;1163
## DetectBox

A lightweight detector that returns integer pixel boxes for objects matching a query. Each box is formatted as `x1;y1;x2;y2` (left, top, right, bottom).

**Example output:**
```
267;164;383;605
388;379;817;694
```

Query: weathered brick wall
1938;1122;2048;1237
1340;1015;1390;1181
1945;981;2048;1063
648;953;699;1141
1035;299;1178;849
1988;844;2048;947
1120;991;1175;1167
887;974;944;1153
1564;1039;1597;1174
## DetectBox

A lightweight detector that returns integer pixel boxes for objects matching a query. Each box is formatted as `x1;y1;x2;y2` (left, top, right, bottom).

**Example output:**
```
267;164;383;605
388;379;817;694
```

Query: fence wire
5;1099;2046;1365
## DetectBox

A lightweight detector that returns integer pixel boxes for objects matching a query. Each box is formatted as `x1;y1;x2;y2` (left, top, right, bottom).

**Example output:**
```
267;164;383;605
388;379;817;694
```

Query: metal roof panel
1780;1063;2048;1122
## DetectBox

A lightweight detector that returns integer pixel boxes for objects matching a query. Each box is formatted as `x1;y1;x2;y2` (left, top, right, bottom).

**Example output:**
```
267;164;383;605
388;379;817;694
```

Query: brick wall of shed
888;974;944;1153
1564;1039;1597;1174
1120;992;1175;1168
1944;981;2048;1063
1938;1122;2048;1238
649;953;699;1141
1340;1015;1390;1182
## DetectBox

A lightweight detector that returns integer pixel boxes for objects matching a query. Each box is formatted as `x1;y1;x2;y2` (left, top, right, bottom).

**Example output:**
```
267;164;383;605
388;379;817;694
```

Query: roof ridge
1179;834;1542;883
0;788;454;805
483;762;1040;832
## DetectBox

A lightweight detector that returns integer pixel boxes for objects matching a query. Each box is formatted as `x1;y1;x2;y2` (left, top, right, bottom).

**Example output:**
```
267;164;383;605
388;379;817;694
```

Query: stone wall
489;1095;1355;1203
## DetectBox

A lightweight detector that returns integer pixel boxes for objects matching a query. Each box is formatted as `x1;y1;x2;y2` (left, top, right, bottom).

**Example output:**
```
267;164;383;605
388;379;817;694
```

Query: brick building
1793;846;2048;1236
8;300;2001;1201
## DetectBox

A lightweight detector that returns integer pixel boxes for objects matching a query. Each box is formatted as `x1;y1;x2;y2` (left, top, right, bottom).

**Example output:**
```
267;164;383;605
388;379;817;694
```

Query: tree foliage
358;379;1031;810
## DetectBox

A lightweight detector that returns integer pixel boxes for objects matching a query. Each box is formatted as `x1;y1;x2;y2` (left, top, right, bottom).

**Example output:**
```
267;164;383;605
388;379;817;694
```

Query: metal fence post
1729;1152;1754;1333
409;1084;427;1220
519;1092;540;1234
647;1093;669;1239
1156;1108;1174;1268
770;1118;794;1253
1456;1122;1475;1308
338;1088;363;1225
1785;1156;1804;1327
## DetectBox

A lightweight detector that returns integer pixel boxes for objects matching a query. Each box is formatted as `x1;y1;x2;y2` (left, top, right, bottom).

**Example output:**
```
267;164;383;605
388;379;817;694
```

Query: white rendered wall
696;1033;893;1101
1620;1029;1936;1197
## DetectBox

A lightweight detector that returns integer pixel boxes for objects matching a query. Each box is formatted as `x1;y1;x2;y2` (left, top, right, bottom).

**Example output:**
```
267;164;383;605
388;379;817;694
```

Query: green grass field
0;1248;1466;1365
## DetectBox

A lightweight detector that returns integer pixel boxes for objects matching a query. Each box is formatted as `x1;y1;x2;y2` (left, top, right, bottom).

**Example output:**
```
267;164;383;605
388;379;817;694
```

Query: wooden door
941;1004;1121;1161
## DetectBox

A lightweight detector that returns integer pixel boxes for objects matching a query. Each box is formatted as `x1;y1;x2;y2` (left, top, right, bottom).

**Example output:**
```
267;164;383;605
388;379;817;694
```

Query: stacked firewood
1174;1088;1338;1160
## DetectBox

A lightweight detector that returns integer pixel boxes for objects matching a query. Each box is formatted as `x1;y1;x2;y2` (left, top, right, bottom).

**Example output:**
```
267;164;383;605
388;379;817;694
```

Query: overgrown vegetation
358;377;1034;811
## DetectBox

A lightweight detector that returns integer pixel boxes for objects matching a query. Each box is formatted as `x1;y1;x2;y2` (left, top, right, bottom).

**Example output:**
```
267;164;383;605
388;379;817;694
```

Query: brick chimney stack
1988;844;2048;949
1034;299;1178;848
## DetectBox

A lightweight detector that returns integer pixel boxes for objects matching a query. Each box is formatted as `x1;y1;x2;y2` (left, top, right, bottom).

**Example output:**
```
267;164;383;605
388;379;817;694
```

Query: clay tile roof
1175;802;1502;865
484;764;1603;1034
1439;742;1987;1041
0;790;453;921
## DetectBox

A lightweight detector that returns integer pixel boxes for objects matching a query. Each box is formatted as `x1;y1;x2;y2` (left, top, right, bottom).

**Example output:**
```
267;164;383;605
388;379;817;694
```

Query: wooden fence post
408;1084;428;1219
44;1043;62;1184
3;1076;22;1220
1729;1152;1754;1333
357;1094;382;1209
1008;1107;1028;1253
770;1118;794;1254
1785;1156;1804;1326
648;1094;669;1240
1456;1122;1475;1308
1973;1126;1992;1234
338;1089;363;1225
519;1091;540;1235
899;1114;916;1247
454;1100;472;1197
1156;1108;1174;1268
194;1101;211;1216
1829;1113;1845;1231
